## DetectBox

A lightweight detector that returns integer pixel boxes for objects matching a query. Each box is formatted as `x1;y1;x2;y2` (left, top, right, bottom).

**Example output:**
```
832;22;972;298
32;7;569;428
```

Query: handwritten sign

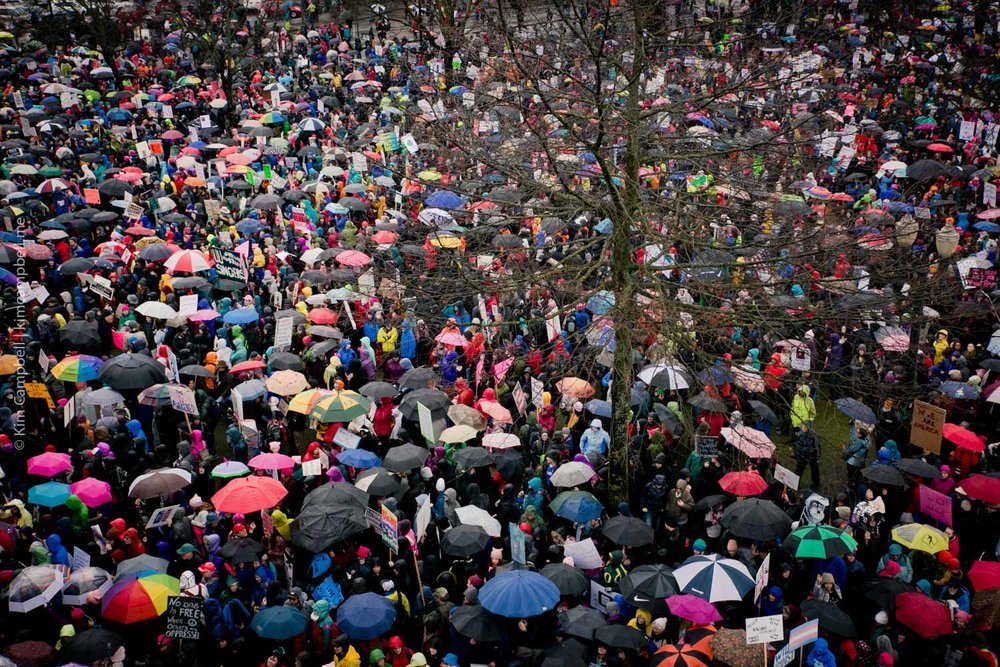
168;385;198;415
274;317;294;349
332;428;360;450
177;294;198;317
24;382;55;408
417;402;435;444
920;485;953;526
381;504;398;552
73;547;91;570
773;464;800;490
911;400;946;453
301;459;322;477
745;614;784;644
164;595;205;640
695;435;719;458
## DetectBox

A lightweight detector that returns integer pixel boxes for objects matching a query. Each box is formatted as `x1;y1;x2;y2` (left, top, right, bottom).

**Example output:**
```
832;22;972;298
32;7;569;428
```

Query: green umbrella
38;166;63;177
309;391;371;423
783;525;857;559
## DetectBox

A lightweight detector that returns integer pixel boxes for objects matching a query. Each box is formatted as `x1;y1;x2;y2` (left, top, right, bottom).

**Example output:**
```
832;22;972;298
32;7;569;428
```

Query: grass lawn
771;396;853;496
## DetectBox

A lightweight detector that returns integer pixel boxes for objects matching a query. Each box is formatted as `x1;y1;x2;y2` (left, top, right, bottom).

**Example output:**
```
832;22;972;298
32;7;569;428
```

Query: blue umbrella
699;365;734;386
223;307;260;325
425;190;466;210
938;381;979;400
0;267;19;285
974;222;1000;233
479;570;560;618
584;399;612;418
336;448;382;469
833;398;876;424
236;218;264;235
311;553;332;578
28;481;71;507
250;606;309;640
336;592;396;639
106;108;132;122
550;491;603;523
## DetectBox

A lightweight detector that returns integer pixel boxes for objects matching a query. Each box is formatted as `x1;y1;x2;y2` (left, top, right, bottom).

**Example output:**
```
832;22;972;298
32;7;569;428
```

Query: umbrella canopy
666;595;722;625
594;624;647;650
128;468;191;498
891;523;948;554
8;566;64;612
720;427;775;459
251;606;309;640
70;478;113;508
480;570;561;617
550;491;603;523
559;605;607;640
784;525;858;559
335;448;382;469
336;593;396;640
619;564;678;612
864;577;916;612
59;628;124;665
440;424;480;444
359;381;398;399
448;404;487;429
265;369;310;395
709;628;757;667
540;562;589;596
102;574;180;623
354;468;401;496
28;481;71;507
248;453;295;471
455;505;502;537
441;524;492;556
720;499;791;541
895;593;952;638
650;643;711;667
969;561;1000;591
26;452;72;477
116;554;169;579
550;461;597;488
601;514;654;546
311;391;371;422
834;398;876;423
638;364;692;390
211;460;252;479
218;537;265;564
718;471;768;496
451;604;504;642
50;354;104;381
98;353;168;389
212;476;288;514
862;463;908;487
895;458;940;478
62;566;114;605
291;503;368;552
453;447;494;469
943;423;985;452
383;443;430;472
673;554;754;603
959;474;1000;504
800;599;857;636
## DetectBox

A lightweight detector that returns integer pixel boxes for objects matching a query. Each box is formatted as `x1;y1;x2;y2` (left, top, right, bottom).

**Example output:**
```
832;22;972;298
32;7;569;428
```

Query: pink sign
919;485;952;526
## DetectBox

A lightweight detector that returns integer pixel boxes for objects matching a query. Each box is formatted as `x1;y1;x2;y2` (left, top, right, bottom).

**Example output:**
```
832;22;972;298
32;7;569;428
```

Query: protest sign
920;485;953;526
146;505;181;529
165;596;205;640
773;464;801;490
911;400;946;453
745;614;784;644
178;294;198;316
333;428;361;450
695;435;719;457
754;553;771;604
274;317;294;349
418;402;436;444
73;547;91;570
168;385;198;415
210;247;248;282
89;275;114;300
381;505;399;552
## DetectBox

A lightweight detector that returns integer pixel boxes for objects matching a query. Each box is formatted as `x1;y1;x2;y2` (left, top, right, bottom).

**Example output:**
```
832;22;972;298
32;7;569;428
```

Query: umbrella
864;578;916;612
135;300;177;319
969;561;1000;591
62;566;114;605
128;468;191;498
27;451;72;477
8;566;64;612
218;537;265;564
336;448;382;469
960;474;1000;504
720;427;775;459
212;476;288;514
895;458;940;478
442;524;492;556
359;381;398;399
709;628;758;667
784;525;857;559
550;491;603;523
399;366;437;389
440;424;480;444
594;624;646;650
834;398;876;423
559;606;606;640
287;388;333;415
619;564;678;612
649;643;711;667
116;554;169;579
455;505;502;537
718;471;768;496
98;353;168;390
601;515;654;546
336;593;396;640
383;443;429;472
355;468;401;496
311;391;371;423
895;593;952;638
211;461;251;479
550;461;597;488
400;388;450;418
50;354;104;381
453;447;494;469
265;369;310;395
862;463;908;487
692;494;732;514
891;523;948;554
251;606;309;640
102;574;180;623
540;562;589;596
59;320;101;347
688;394;728;413
449;404;487;430
291;504;368;552
3;641;54;667
673;555;754;603
720;499;792;540
28;481;71;507
70;478;113;508
482;433;520;450
666;595;722;624
800;599;857;636
59;628;124;665
249;453;295;471
451;604;504;642
556;377;595;398
480;570;561;617
943;423;985;452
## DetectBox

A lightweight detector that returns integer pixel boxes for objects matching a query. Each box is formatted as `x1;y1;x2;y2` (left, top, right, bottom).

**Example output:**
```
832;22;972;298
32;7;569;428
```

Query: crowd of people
2;0;1000;666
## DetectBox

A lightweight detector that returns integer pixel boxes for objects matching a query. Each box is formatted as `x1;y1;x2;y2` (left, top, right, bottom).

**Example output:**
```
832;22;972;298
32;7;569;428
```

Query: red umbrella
229;359;267;374
650;643;712;667
943;424;986;452
336;250;372;267
926;143;953;153
719;471;768;496
308;308;339;324
969;561;1000;591
959;474;1000;505
212;476;288;514
895;592;952;638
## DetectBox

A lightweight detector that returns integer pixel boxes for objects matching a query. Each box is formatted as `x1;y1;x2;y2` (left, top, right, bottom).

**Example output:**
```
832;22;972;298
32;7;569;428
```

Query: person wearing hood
602;550;628;588
761;586;784;616
47;533;71;566
453;377;474;406
641;474;669;529
665;479;695;533
440;350;460;386
521;477;546;513
443;488;460;527
806;638;837;667
520;504;546;534
126;419;148;454
579;419;609;463
877;544;913;583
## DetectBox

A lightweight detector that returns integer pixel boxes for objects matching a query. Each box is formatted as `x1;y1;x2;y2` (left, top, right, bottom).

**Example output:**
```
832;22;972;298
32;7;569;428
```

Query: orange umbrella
556;377;595;398
650;643;711;667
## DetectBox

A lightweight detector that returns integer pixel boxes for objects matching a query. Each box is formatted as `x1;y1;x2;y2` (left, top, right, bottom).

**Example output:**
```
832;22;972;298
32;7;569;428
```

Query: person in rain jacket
806;638;837;667
270;510;292;540
65;495;90;534
521;477;546;513
877;544;914;583
338;340;357;366
126;419;148;454
579;419;610;462
47;534;70;566
602;550;628;588
441;351;459;386
790;384;816;428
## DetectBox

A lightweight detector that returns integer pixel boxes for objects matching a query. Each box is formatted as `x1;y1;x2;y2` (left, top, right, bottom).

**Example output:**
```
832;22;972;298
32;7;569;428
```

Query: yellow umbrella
310;390;371;423
429;235;462;249
287;388;332;414
0;32;14;40
265;370;310;396
891;523;949;554
0;354;21;375
417;170;442;181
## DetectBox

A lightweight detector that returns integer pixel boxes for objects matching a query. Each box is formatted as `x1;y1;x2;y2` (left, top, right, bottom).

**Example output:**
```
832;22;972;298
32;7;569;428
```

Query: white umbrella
62;567;114;605
135;301;178;319
455;505;502;537
637;364;691;390
550;461;596;488
128;468;192;499
9;566;64;612
439;424;479;444
482;433;520;450
299;248;325;265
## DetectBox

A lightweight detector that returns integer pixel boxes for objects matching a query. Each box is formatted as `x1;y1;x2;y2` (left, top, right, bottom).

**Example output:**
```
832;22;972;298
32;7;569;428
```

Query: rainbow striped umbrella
287;388;332;414
102;574;179;624
51;355;104;381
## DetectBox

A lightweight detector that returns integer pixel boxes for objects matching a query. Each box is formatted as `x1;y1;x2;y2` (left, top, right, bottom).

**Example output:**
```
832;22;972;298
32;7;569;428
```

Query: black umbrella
273;309;307;325
97;353;169;390
302;482;369;510
218;537;265;564
97;179;132;197
179;364;213;378
691;494;731;514
441;524;491;557
650;403;683;434
170;276;208;290
864;578;916;612
594;624;647;650
58;257;96;275
291;504;368;552
749;400;778;424
833;398;876;423
451;604;504;642
895;458;940;478
601;515;654;546
905;159;946;180
268;352;305;371
399;388;450;419
453;447;494;469
721;499;792;541
619;565;677;613
559;606;606;640
354;468;401;496
801;600;857;636
540;639;589;667
980;359;1000;373
58;320;101;347
383;443;429;473
540;563;589;596
360;381;398;399
399;366;437;390
59;628;124;664
862;463;908;487
687;393;728;413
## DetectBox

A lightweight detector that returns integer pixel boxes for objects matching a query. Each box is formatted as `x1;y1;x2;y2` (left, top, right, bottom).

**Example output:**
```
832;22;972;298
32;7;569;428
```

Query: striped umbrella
164;249;214;274
51;354;104;381
287;388;333;414
102;574;180;624
650;643;711;667
310;391;371;423
783;525;858;559
673;554;754;603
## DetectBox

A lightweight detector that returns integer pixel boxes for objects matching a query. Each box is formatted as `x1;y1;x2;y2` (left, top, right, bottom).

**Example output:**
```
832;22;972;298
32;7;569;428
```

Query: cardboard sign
273;316;294;349
381;504;398;552
178;294;198;316
209;247;248;282
510;522;526;564
25;382;55;408
168;385;198;415
332;428;361;450
89;275;114;300
72;546;91;570
911;400;946;453
84;188;101;205
164;595;205;640
562;538;602;569
773;464;800;490
695;435;719;457
417;402;435;444
920;485;953;526
745;614;784;644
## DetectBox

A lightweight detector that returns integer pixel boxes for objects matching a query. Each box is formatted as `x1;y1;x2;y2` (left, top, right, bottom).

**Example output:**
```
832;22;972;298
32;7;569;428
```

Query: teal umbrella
783;525;858;559
28;481;71;507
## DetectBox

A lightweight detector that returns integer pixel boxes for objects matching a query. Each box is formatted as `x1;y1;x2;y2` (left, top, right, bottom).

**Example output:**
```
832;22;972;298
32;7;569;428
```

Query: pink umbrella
977;208;1000;220
435;331;468;347
478;401;513;424
666;594;722;624
248;453;295;471
70;478;113;508
27;452;72;477
335;250;372;267
188;309;221;322
720;427;775;459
